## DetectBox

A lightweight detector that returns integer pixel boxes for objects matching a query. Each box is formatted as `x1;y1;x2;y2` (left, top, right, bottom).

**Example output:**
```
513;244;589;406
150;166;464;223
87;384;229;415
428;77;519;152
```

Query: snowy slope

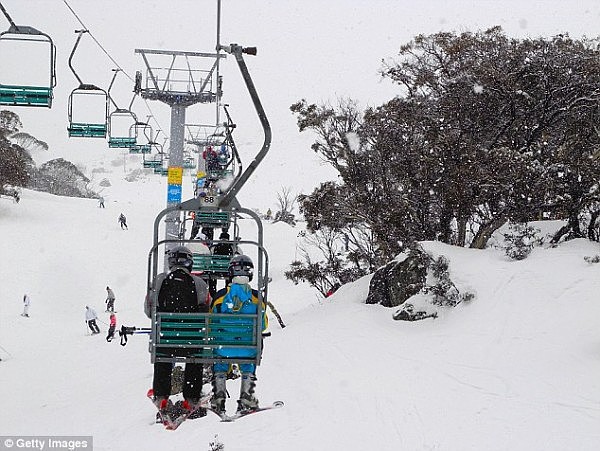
1;1;600;449
1;166;600;451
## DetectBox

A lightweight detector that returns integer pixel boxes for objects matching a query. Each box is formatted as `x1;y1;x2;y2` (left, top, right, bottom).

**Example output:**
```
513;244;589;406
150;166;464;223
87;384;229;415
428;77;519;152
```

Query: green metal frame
67;122;107;138
0;85;52;107
194;210;230;227
191;253;231;275
129;144;151;154
152;312;260;365
109;136;136;148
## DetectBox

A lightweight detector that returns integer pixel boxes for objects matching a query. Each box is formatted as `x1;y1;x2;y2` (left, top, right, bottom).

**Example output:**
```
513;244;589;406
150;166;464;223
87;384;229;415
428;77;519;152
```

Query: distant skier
105;286;116;312
145;245;210;418
118;213;128;230
21;294;31;317
85;306;100;334
210;255;268;414
98;196;105;208
106;313;117;342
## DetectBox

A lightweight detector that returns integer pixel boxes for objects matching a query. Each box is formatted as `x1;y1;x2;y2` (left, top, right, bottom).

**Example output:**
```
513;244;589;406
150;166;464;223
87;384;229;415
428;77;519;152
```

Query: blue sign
167;184;182;203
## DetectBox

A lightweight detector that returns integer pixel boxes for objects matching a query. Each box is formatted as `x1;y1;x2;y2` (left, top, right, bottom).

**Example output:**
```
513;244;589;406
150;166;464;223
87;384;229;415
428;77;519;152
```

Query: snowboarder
21;294;31;317
85;306;100;334
145;245;210;417
118;213;128;230
210;255;268;414
98;196;105;208
105;286;116;312
106;313;117;342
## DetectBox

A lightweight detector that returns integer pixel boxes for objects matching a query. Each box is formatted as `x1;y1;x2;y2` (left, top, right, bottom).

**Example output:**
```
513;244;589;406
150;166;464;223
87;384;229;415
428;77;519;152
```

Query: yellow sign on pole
168;167;183;185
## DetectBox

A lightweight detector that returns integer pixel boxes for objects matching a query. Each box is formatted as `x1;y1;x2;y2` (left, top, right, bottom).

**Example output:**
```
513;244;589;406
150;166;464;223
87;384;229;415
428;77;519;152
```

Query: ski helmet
168;245;194;272
228;255;254;281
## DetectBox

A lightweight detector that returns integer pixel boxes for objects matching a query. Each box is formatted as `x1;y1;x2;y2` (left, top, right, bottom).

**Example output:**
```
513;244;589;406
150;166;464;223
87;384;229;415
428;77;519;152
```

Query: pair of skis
148;389;283;429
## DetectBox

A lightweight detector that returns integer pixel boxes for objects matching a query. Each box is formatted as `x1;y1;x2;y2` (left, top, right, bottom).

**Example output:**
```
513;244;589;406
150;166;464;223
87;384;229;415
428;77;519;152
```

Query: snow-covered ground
1;161;599;451
1;1;600;449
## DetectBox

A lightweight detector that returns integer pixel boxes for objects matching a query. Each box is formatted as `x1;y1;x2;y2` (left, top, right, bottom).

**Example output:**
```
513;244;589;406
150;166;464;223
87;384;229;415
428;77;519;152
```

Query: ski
166;395;212;430
147;389;212;430
147;389;174;427
208;401;284;422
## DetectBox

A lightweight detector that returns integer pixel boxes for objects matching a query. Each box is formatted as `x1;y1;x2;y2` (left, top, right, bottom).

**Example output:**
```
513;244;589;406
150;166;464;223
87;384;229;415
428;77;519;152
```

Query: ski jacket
85;308;98;321
144;268;210;319
23;294;30;306
109;315;117;327
106;288;116;301
210;283;268;358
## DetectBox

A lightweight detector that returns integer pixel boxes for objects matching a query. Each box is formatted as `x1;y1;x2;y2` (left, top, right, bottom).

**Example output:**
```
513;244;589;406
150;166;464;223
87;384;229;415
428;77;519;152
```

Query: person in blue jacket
209;255;268;413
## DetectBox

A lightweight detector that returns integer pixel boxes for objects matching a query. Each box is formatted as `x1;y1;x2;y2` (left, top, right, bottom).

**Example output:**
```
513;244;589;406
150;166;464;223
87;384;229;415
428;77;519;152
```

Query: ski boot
152;395;174;424
181;398;207;419
237;374;259;412
211;372;227;413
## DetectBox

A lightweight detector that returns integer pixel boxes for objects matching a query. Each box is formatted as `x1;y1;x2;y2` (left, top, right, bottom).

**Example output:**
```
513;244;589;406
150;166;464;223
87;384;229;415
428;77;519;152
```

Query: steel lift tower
134;37;225;267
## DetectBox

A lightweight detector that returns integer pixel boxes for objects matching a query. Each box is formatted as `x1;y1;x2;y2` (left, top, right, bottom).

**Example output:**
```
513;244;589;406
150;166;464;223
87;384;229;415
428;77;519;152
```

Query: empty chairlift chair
66;30;109;138
0;24;56;108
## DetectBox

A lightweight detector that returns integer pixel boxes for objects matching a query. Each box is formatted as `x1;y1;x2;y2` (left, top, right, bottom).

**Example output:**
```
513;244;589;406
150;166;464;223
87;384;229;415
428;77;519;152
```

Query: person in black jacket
146;246;210;416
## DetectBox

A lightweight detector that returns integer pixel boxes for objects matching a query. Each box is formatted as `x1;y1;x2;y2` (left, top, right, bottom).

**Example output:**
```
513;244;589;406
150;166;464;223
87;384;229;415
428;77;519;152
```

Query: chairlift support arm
218;44;271;207
0;2;17;30
68;29;89;87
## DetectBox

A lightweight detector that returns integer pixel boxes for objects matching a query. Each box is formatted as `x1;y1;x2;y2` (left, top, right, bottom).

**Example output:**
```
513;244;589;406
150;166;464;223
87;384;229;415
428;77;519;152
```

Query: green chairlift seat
192;254;231;275
129;144;151;154
143;159;163;169
68;122;107;138
151;312;262;365
109;136;136;148
193;211;231;228
207;168;234;180
183;158;196;169
0;85;52;107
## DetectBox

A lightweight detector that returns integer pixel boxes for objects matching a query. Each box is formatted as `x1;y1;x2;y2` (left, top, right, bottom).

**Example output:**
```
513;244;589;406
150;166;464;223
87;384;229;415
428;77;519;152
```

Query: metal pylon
134;47;225;268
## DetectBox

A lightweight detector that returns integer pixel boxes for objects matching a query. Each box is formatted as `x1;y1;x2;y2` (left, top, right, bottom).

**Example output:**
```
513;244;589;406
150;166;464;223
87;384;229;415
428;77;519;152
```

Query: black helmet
168;245;194;271
228;255;253;281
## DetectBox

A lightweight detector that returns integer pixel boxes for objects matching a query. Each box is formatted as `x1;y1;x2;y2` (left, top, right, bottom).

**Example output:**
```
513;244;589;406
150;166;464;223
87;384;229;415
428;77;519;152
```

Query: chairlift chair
67;30;108;138
108;109;137;147
0;25;56;108
107;72;138;147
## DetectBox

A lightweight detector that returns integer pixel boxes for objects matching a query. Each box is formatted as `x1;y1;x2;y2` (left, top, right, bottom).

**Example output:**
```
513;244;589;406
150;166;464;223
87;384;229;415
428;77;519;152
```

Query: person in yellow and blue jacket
210;255;268;413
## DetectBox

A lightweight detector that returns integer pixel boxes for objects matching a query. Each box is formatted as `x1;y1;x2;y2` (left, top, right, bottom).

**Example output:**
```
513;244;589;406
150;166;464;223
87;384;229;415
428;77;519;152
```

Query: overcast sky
3;0;600;202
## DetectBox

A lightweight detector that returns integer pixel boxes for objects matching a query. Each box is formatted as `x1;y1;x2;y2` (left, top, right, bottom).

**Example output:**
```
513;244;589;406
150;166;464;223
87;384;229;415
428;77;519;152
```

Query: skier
105;286;116;312
21;294;31;317
217;143;230;167
85;306;100;334
145;245;210;418
210;255;268;414
212;231;235;257
118;213;128;230
98;196;105;208
187;232;211;256
210;231;236;296
106;313;117;342
203;146;220;171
